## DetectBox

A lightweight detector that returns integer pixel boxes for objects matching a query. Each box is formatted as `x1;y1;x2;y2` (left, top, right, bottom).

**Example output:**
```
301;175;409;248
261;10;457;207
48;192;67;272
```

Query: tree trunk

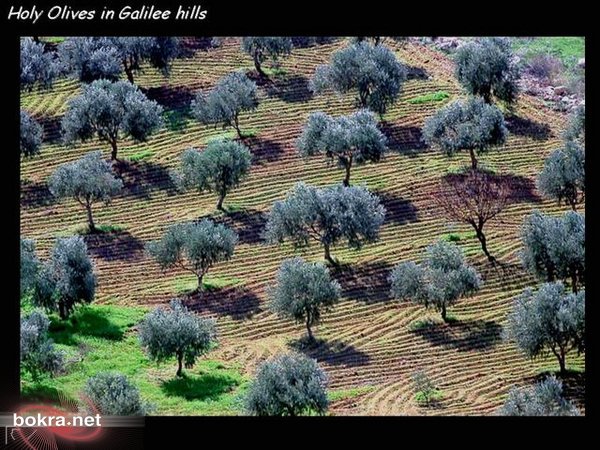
482;89;492;104
558;347;567;375
305;311;314;343
33;36;40;43
253;52;265;77
85;202;97;233
58;300;67;320
123;61;135;84
323;243;336;266
110;139;118;161
469;148;478;170
475;227;495;263
217;192;226;211
343;155;353;187
441;304;447;322
197;273;205;292
176;352;183;377
571;271;578;294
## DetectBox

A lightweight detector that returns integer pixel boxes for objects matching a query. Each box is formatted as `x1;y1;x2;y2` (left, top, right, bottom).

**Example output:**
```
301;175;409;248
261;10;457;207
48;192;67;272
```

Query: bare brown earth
20;37;584;415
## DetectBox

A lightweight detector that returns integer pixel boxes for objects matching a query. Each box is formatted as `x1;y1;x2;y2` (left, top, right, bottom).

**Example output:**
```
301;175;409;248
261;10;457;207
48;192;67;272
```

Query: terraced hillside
20;37;585;415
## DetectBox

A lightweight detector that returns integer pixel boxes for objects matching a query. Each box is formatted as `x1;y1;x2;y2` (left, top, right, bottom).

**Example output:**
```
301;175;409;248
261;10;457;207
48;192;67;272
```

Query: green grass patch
512;37;585;66
407;91;450;104
262;66;287;77
128;149;155;162
441;231;477;243
328;386;374;402
201;130;238;144
415;389;444;405
21;303;248;415
42;37;66;44
95;224;126;233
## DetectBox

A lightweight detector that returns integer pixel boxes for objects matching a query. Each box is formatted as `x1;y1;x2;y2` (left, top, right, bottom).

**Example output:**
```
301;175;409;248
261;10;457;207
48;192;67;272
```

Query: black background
2;1;594;447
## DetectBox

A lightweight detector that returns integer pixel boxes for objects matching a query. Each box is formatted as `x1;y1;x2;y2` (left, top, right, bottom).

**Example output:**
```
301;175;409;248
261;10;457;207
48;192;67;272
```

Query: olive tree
32;236;97;320
58;37;123;83
264;182;386;265
499;376;579;416
21;311;65;381
20;37;60;91
20;110;43;158
312;42;406;115
455;37;520;104
191;72;259;139
423;97;508;170
241;37;293;77
84;372;152;415
21;239;39;295
147;219;238;292
505;282;585;374
537;141;585;211
389;240;481;322
175;139;252;211
61;79;163;160
521;211;585;293
48;151;123;233
564;104;585;145
245;352;328;416
297;109;387;186
112;37;181;84
269;257;341;342
139;299;217;377
434;170;510;263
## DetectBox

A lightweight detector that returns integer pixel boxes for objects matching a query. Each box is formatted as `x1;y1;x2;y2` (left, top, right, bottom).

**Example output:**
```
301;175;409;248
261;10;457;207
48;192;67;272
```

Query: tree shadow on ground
84;230;145;262
161;372;240;401
405;65;430;80
290;338;371;367
204;208;268;245
332;261;394;304
179;37;215;56
441;171;542;204
144;85;196;112
245;136;287;164
376;191;419;226
411;319;503;352
264;73;313;103
21;180;55;208
36;115;62;144
380;122;427;156
49;307;125;345
505;115;553;141
114;160;178;199
186;287;262;321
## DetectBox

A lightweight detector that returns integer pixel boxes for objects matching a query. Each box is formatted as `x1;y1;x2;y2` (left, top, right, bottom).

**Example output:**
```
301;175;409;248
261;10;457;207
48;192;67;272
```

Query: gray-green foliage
499;376;579;416
58;37;181;84
58;37;123;83
147;219;238;291
505;282;584;374
32;236;96;320
21;310;65;381
48;151;123;232
84;372;152;415
20;110;43;158
312;42;406;114
191;71;259;139
521;211;585;292
389;240;481;321
61;79;163;160
21;239;39;294
537;141;585;210
139;299;217;377
20;37;61;91
269;257;341;341
411;370;441;406
564;104;585;145
245;352;328;416
455;37;520;104
263;182;386;265
297;109;387;186
422;97;508;169
175;139;252;210
241;37;293;76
